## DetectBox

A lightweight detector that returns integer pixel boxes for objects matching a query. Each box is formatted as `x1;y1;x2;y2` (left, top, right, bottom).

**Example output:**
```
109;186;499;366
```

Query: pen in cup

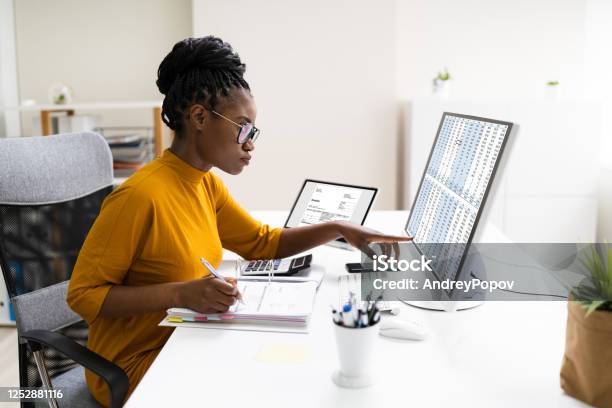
330;305;341;324
200;258;244;304
342;303;354;327
333;295;381;328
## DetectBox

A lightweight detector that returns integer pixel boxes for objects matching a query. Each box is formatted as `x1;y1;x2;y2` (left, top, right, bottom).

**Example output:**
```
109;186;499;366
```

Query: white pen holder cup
332;320;379;388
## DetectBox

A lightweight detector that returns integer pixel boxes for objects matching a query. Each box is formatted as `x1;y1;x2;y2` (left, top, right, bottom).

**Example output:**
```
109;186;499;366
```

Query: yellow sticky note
167;317;183;323
255;343;312;364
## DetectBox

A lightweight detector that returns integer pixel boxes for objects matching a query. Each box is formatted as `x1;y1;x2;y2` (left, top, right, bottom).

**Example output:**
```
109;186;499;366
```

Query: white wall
584;0;612;104
192;0;398;210
0;0;20;137
396;0;587;100
404;99;600;242
583;0;612;240
13;0;192;136
395;0;609;242
8;0;609;238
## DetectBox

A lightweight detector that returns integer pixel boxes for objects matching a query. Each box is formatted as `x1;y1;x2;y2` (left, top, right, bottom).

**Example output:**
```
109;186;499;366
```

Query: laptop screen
285;180;377;228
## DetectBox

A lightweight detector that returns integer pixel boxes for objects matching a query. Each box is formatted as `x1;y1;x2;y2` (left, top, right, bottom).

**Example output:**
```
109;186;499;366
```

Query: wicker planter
561;300;612;407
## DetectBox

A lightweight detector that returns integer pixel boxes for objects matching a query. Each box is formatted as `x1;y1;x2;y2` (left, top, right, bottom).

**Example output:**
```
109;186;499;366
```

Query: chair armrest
21;329;129;408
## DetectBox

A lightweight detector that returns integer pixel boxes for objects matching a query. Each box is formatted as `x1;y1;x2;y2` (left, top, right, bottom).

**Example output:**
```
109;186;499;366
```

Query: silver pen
200;258;244;304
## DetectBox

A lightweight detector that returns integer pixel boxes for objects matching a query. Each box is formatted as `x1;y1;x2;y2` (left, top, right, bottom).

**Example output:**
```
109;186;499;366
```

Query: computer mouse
378;318;428;341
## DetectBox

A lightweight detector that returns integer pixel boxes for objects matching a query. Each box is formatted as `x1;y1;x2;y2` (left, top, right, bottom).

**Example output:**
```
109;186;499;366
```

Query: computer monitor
405;112;512;285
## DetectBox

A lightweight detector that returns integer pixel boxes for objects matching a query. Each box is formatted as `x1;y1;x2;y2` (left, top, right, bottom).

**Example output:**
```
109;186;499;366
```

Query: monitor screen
405;113;512;281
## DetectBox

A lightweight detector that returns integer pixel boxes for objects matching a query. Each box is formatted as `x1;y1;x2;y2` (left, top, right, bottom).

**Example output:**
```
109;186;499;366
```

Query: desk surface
125;211;585;408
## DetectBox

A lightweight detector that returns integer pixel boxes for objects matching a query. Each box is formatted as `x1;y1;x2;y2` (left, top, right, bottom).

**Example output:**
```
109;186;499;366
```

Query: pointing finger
368;235;413;243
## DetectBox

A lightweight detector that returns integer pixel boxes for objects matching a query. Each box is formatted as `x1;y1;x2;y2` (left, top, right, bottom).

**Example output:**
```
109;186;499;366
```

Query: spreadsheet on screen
406;113;511;281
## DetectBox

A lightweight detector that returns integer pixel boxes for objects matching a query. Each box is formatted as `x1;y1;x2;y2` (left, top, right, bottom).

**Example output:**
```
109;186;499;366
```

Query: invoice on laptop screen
284;180;377;228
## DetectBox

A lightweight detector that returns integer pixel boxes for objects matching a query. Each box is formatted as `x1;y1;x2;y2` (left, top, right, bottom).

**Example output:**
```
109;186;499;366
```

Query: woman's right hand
175;276;239;313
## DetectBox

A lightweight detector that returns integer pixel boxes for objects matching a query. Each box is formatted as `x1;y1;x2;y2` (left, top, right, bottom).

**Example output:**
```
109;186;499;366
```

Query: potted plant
48;82;73;105
560;243;612;407
545;80;560;100
432;68;452;98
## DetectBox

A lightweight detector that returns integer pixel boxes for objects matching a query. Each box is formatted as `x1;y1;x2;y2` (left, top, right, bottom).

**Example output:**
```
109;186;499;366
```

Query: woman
67;36;410;406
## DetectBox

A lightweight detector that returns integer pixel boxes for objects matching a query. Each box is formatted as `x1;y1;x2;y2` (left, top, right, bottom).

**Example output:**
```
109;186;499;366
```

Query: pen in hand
200;258;244;305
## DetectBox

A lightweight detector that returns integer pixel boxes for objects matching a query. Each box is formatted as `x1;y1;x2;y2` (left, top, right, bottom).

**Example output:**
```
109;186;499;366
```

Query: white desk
125;211;585;408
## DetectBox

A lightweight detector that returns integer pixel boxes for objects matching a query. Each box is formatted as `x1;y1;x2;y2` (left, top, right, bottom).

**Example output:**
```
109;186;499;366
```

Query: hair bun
156;36;250;132
156;36;245;96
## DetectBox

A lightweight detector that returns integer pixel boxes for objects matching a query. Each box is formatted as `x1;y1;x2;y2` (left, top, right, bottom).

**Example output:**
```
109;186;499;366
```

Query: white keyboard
338;273;400;315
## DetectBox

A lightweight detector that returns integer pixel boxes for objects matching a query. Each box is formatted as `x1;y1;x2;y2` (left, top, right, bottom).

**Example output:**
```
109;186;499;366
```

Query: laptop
240;179;377;276
284;179;378;250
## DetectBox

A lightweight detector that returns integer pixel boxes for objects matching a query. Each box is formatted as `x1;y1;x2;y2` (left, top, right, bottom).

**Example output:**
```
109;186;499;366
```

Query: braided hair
156;36;250;135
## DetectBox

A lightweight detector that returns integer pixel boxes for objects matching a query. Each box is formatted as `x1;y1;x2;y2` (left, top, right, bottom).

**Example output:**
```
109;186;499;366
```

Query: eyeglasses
211;110;260;144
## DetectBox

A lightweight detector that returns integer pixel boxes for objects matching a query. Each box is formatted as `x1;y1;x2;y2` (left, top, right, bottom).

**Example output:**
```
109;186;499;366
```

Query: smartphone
345;262;374;273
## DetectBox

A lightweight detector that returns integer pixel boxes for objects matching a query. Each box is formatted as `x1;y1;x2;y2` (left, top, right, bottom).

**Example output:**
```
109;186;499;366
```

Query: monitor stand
403;300;484;312
401;248;486;312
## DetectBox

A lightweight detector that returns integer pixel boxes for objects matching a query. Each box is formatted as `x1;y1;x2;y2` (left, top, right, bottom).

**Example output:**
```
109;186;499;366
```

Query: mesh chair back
0;132;113;395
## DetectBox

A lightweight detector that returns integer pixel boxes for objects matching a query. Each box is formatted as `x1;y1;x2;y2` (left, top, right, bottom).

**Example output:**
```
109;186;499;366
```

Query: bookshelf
1;100;168;157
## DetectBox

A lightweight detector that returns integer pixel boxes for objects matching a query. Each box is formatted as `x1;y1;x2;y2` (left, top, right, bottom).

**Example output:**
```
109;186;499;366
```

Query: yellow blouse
67;149;282;406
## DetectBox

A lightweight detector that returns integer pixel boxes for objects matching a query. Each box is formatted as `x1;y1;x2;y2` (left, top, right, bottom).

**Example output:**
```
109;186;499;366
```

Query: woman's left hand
336;221;413;258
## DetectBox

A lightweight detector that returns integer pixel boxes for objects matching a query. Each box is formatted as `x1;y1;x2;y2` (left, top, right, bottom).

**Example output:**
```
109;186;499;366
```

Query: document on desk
231;280;316;316
160;281;318;333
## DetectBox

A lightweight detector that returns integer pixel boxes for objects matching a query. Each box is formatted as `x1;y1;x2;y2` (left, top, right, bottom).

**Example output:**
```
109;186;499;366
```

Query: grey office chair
0;132;128;408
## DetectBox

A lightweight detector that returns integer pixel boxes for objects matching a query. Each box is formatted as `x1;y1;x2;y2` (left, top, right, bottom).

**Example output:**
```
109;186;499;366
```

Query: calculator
241;254;313;276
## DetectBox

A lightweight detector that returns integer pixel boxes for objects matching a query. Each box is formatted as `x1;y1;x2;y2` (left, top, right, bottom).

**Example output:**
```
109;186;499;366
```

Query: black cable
481;254;571;299
498;288;567;299
480;254;549;272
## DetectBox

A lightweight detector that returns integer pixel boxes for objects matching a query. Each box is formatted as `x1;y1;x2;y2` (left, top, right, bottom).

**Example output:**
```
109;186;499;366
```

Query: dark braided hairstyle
156;36;250;135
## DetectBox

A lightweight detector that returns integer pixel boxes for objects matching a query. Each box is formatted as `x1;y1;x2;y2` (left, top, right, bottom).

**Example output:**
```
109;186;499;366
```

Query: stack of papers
162;281;318;329
95;127;154;177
